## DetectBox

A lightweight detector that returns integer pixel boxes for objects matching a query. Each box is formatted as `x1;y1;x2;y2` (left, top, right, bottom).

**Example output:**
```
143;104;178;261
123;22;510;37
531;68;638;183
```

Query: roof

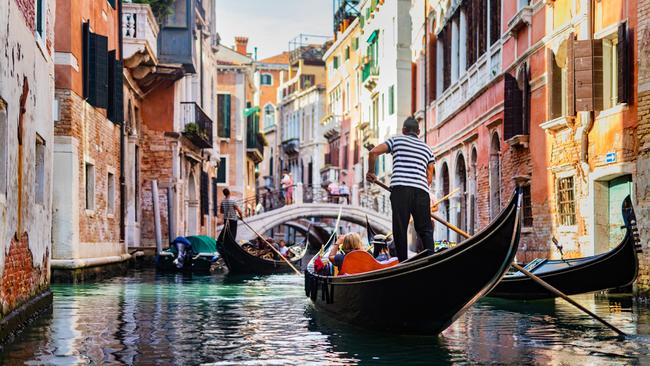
259;51;290;65
216;44;254;65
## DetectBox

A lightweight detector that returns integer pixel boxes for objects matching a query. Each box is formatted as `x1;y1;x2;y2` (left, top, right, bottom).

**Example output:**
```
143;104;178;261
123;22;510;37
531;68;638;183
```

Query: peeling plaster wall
0;0;55;316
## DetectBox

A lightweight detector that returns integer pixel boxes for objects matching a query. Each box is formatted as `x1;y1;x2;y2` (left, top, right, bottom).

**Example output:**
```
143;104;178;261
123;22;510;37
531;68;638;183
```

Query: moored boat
157;235;219;273
304;190;523;335
489;196;642;300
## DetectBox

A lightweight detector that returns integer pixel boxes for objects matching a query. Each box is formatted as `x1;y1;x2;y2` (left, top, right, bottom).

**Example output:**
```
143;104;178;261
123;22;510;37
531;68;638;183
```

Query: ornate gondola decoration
489;196;641;300
304;190;522;335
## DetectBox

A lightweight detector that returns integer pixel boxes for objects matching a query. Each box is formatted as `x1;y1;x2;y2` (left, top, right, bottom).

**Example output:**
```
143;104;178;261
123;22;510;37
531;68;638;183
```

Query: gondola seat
339;250;399;275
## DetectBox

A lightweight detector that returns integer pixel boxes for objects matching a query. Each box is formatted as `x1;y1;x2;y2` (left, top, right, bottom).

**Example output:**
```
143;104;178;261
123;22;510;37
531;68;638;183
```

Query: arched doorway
455;153;467;242
441;162;450;241
187;171;198;235
489;133;501;220
469;147;478;234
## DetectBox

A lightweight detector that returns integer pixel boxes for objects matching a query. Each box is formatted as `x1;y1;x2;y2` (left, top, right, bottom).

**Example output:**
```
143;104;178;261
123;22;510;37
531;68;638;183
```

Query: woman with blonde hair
329;232;364;269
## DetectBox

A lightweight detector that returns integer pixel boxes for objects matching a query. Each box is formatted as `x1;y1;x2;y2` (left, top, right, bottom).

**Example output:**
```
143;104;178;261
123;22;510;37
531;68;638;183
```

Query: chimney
234;36;249;56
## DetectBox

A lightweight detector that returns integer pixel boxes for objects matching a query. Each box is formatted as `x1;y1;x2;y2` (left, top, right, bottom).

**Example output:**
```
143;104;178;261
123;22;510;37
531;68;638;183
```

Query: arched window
264;104;275;128
489;133;501;220
261;73;273;86
455;153;467;240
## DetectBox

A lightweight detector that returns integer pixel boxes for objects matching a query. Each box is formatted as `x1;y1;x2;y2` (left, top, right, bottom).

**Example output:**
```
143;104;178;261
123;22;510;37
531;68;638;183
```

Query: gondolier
366;117;435;262
220;188;243;239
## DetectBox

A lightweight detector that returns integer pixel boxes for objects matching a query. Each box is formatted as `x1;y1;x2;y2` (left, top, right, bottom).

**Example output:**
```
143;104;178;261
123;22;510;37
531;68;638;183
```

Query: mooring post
152;180;162;255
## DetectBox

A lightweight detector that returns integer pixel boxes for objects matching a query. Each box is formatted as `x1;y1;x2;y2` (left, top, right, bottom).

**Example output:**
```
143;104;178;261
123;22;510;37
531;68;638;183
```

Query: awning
244;106;260;117
367;30;378;44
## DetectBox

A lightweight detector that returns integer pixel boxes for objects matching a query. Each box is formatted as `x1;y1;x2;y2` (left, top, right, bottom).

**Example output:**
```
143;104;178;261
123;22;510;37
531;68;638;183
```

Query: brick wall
55;90;121;245
14;0;35;33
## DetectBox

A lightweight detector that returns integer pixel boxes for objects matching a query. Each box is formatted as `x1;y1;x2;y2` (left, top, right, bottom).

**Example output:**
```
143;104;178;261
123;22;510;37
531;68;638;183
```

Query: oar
238;216;302;276
432;187;460;208
428;209;627;338
370;179;627;337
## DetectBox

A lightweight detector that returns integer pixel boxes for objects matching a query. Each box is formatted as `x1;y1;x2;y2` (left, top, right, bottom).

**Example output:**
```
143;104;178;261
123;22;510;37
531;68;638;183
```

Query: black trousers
390;186;434;262
227;219;238;240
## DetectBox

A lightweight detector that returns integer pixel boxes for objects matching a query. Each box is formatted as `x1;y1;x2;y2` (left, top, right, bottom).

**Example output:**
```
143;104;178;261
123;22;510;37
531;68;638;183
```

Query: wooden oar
428;210;627;338
371;179;627;337
238;216;302;276
432;187;460;208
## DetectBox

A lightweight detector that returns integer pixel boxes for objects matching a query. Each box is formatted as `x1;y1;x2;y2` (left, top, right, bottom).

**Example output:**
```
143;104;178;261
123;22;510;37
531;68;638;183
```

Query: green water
2;269;650;365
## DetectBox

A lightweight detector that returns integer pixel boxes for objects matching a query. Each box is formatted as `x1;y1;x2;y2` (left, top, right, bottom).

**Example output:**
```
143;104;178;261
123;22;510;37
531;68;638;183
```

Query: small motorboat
304;189;523;335
489;196;642;300
157;235;219;273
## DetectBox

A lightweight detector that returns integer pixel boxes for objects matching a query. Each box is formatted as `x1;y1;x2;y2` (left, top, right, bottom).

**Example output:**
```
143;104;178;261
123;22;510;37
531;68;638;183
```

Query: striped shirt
220;198;238;220
385;134;435;193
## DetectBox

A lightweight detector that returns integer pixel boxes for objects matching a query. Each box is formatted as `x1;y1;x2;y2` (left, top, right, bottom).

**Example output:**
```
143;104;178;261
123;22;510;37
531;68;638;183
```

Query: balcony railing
180;102;213;149
122;3;159;59
246;132;265;164
282;138;300;155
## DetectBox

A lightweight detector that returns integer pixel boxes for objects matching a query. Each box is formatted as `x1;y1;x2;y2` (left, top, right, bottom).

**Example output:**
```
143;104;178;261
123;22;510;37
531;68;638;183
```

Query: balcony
321;114;341;140
507;5;533;35
122;3;159;60
180;102;213;149
362;63;379;91
282;138;300;155
158;0;205;72
245;106;264;163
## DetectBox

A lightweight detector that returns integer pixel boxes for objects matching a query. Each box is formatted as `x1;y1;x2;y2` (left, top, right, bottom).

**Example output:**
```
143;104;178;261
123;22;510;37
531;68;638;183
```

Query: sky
215;0;333;60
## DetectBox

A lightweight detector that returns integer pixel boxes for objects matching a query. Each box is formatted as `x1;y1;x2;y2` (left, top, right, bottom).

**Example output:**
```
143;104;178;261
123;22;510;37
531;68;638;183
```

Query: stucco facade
0;0;55;339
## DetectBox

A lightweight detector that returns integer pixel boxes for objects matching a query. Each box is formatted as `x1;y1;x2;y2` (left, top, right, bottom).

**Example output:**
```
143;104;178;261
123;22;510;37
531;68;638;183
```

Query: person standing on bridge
220;188;243;239
366;117;435;262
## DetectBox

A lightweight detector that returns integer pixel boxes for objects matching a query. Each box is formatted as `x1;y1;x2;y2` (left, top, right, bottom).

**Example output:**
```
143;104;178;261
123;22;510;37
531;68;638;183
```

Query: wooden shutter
504;73;523;140
200;171;209;223
83;23;109;109
212;178;218;216
575;39;603;111
567;32;576;116
107;50;124;124
617;22;629;104
428;35;437;101
520;63;531;135
547;48;557;119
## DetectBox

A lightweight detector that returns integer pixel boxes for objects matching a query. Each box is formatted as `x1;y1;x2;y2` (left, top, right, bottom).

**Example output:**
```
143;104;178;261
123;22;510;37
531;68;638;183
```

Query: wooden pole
238;216;302;275
152;180;162;255
372;180;627;337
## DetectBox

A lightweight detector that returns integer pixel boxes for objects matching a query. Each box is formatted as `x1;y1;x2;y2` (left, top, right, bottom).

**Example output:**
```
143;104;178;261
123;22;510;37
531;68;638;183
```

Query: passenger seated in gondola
278;240;290;258
329;233;364;270
371;234;392;262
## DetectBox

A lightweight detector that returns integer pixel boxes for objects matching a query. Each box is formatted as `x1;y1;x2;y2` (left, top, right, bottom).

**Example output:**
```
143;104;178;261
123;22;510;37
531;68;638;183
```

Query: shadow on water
2;269;650;365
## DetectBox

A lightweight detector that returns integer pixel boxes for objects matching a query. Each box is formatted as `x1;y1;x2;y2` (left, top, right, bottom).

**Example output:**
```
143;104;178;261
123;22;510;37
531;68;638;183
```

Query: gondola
304;189;523;335
216;224;316;275
489;195;642;300
157;235;219;273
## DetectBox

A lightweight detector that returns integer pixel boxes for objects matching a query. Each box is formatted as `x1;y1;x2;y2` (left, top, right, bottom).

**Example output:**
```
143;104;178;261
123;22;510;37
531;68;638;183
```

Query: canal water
2;269;650;365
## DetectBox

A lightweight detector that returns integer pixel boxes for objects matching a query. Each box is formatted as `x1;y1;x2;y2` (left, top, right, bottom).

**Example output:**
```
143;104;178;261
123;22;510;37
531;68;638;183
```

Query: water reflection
1;270;650;365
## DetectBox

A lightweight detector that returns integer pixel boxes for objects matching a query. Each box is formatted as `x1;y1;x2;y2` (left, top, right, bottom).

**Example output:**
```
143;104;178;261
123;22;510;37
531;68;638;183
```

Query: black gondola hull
305;191;522;335
216;228;307;275
489;196;641;299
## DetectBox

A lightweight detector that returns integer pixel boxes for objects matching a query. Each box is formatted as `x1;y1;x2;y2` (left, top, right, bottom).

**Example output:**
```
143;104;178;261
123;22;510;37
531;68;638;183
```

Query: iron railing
181;102;213;149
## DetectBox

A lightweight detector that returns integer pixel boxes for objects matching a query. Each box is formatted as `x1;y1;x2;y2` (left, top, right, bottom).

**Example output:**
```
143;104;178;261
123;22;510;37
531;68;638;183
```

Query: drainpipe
579;0;595;172
119;0;126;243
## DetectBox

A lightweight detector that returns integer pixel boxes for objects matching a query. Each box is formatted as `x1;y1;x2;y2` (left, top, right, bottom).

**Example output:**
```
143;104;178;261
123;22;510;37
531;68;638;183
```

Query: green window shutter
83;22;109;109
388;85;395;115
334;56;339;69
345;47;350;60
216;157;227;183
352;37;359;50
218;94;231;138
107;50;124;124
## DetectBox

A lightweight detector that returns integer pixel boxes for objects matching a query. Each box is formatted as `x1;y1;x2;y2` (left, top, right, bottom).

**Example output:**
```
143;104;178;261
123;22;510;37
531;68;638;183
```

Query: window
517;0;529;10
212;177;219;215
216;157;227;184
35;136;45;205
165;0;188;27
548;46;568;119
352;37;359;50
602;36;619;110
388;85;395;115
85;162;95;210
261;73;273;86
333;56;340;69
557;176;576;226
36;0;46;38
371;95;379;132
107;50;124;123
344;46;350;61
522;185;533;227
200;171;208;223
489;0;500;46
107;172;115;214
264;104;275;128
0;101;7;196
217;94;231;138
83;23;109;109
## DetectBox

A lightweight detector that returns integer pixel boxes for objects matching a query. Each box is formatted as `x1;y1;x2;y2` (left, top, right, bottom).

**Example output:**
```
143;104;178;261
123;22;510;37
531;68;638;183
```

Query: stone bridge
233;203;392;240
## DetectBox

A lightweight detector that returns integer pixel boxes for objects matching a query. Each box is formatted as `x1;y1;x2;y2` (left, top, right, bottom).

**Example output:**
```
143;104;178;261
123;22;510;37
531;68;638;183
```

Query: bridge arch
232;203;392;240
